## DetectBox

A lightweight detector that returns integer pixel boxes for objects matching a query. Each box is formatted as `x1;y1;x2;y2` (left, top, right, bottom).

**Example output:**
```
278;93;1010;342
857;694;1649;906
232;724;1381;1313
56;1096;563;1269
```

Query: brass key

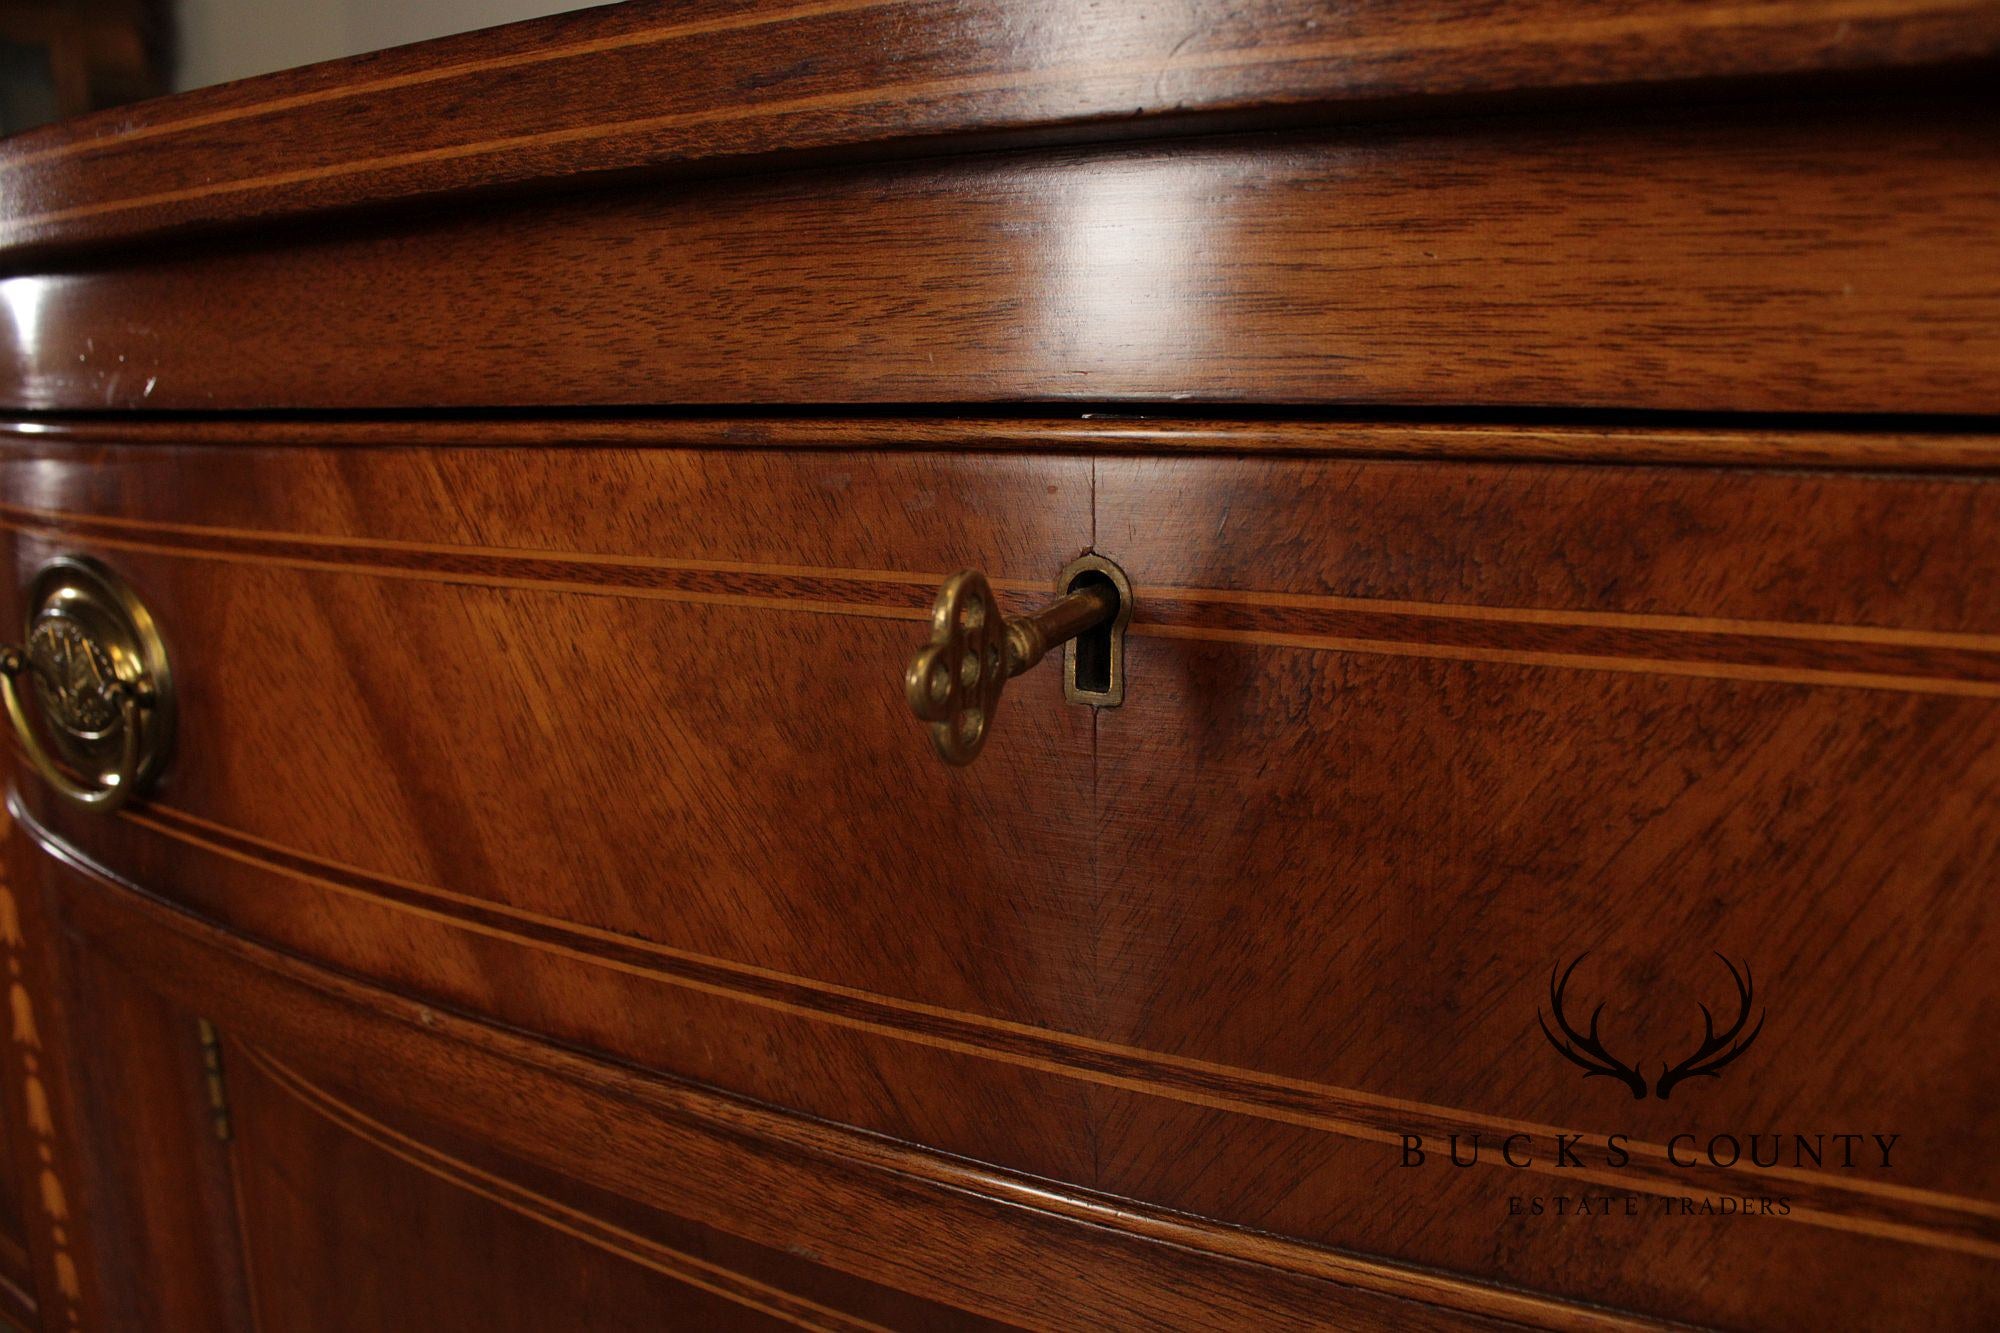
905;556;1130;766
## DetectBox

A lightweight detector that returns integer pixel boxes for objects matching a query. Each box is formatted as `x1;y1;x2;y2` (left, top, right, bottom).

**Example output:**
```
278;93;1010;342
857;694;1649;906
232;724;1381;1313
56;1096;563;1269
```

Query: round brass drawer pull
906;555;1131;766
0;557;174;811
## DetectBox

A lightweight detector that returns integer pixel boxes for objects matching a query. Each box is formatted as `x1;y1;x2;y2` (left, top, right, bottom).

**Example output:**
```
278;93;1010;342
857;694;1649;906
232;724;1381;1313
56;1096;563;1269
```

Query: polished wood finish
224;1052;883;1333
3;435;1998;1327
3;4;1998;1329
3;0;1996;260
8;98;2000;413
18;832;1608;1332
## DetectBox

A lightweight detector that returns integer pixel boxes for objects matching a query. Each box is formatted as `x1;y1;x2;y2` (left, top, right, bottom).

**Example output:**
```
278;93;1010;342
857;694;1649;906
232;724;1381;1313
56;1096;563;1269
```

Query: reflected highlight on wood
7;102;2000;414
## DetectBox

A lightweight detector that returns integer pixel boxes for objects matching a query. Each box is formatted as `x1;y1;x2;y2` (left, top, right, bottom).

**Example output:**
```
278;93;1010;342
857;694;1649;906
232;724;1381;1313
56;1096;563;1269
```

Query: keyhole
1059;553;1131;708
1067;568;1118;695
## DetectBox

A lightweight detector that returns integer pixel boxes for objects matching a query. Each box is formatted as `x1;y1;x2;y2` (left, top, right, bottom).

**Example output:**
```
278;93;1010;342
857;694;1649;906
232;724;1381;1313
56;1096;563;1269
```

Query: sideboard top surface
2;0;1998;262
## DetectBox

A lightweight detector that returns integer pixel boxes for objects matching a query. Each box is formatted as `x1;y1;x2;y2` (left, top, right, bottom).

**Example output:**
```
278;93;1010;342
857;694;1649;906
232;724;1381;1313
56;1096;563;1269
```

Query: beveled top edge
3;0;1998;262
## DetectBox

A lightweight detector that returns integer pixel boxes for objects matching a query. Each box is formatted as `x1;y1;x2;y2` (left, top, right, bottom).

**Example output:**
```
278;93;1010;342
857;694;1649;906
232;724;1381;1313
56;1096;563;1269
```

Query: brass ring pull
906;555;1131;766
0;557;174;812
0;657;149;809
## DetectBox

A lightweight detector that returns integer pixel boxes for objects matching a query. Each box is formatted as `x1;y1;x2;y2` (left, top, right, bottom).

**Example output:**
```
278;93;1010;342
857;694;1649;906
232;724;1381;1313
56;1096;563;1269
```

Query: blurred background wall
173;0;596;91
3;0;597;133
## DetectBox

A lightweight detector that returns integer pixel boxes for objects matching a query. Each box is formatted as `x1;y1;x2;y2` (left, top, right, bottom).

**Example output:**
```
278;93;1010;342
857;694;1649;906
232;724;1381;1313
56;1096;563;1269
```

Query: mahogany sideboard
1;3;1998;1329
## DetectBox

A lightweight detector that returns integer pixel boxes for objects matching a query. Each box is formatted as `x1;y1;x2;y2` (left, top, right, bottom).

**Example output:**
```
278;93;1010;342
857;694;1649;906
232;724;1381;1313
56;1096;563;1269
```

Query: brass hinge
196;1018;231;1141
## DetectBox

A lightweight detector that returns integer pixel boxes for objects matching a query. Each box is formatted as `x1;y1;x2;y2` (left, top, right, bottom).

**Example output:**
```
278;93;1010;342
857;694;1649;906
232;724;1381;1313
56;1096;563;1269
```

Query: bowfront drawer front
3;439;1101;1041
3;424;1995;1329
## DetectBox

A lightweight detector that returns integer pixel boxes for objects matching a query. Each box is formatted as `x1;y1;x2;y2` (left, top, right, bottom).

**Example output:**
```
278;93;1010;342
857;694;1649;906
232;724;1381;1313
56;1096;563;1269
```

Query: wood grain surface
3;434;1996;1328
224;1050;878;1333
42;932;250;1332
13;823;1613;1331
3;0;1996;261
7;98;1996;414
4;6;1997;1325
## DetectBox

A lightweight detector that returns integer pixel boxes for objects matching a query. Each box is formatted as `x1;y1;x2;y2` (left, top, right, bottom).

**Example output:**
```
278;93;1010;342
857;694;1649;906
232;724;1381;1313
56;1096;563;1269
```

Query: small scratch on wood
1153;3;1206;106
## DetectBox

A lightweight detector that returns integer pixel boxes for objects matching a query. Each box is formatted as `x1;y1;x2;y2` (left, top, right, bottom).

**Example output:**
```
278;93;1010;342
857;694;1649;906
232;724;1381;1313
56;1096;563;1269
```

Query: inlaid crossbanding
4;503;1997;698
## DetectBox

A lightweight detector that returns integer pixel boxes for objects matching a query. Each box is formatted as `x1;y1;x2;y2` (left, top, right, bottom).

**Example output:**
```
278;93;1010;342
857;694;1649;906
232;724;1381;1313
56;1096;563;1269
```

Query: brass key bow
905;558;1128;765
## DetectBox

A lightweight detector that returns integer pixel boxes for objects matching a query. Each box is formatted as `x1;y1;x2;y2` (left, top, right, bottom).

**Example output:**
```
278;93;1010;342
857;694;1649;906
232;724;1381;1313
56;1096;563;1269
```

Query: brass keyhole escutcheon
1;557;174;811
905;555;1132;766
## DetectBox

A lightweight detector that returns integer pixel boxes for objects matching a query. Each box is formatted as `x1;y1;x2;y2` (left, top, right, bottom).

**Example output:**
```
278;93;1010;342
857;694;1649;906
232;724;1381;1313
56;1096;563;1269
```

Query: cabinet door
1;815;249;1331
